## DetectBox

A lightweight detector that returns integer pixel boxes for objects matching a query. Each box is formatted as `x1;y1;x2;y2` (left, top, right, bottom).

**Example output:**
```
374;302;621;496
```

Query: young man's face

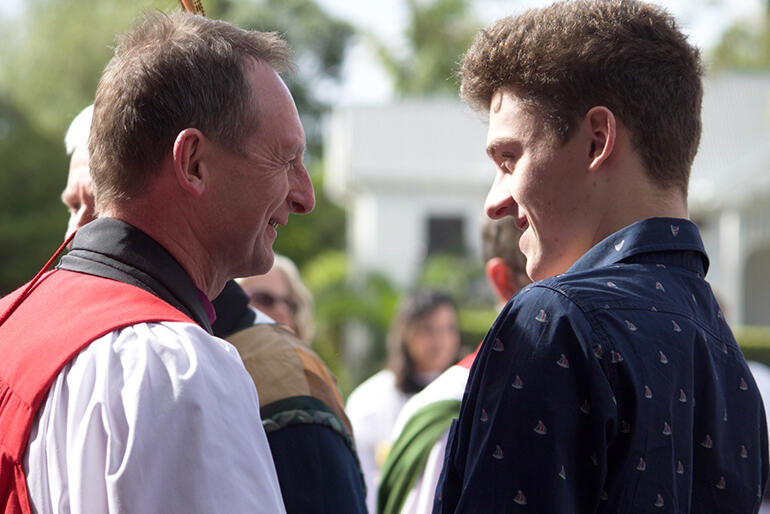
484;89;597;281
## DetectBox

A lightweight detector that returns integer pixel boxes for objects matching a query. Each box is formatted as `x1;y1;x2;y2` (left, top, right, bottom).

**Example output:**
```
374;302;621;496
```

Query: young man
1;12;314;513
434;1;769;512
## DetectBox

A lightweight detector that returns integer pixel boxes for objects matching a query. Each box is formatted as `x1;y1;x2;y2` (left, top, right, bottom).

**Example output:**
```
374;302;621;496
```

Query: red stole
0;269;192;514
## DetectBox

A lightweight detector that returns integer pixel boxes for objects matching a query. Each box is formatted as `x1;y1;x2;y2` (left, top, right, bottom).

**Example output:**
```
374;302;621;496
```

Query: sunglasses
248;291;298;315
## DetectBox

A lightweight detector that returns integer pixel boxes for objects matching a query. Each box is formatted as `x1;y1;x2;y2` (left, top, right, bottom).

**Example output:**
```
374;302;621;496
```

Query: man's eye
500;155;516;172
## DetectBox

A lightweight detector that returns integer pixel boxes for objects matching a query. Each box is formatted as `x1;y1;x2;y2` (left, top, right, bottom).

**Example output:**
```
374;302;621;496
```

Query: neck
101;200;226;299
592;149;689;247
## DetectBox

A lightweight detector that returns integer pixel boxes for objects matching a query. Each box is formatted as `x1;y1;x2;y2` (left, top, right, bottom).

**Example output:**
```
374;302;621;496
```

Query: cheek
405;336;424;359
509;162;542;205
524;172;568;224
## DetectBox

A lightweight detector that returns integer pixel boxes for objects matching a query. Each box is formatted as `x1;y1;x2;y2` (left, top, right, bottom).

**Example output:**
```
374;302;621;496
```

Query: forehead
413;304;457;327
65;146;91;188
486;89;550;146
245;61;305;153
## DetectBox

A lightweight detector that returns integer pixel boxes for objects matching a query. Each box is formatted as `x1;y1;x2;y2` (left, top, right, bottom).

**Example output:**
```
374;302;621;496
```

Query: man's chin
527;260;557;283
254;251;275;275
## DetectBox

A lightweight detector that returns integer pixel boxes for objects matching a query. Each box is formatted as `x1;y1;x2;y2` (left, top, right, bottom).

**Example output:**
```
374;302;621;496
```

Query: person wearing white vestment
0;11;315;514
346;290;461;512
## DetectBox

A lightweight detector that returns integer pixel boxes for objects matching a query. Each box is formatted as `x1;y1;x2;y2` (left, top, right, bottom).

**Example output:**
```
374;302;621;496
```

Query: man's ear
485;257;519;303
585;106;616;172
172;128;207;196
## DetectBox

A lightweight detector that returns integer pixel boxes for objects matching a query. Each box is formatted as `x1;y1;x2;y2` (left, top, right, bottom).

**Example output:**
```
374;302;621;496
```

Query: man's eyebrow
486;137;516;159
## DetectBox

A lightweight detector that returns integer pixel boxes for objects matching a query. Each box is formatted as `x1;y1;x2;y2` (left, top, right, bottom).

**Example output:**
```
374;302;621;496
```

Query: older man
434;0;769;512
56;103;366;513
0;12;313;514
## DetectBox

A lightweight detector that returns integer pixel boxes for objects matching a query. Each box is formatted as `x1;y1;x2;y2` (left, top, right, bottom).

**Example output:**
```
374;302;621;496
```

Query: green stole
377;399;461;514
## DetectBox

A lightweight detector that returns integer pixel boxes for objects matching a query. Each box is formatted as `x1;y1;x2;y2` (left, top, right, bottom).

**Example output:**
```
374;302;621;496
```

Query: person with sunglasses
237;254;315;345
212;258;366;513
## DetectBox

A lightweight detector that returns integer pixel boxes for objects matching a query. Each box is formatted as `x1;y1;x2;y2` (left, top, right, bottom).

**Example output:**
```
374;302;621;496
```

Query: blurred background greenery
2;0;770;395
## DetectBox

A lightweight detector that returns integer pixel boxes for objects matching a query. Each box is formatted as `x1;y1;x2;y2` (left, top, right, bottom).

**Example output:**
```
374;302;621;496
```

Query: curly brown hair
460;0;703;194
89;11;293;211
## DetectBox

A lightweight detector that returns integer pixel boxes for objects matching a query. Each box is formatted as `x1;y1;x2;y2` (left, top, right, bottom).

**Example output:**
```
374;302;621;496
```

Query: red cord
0;231;77;328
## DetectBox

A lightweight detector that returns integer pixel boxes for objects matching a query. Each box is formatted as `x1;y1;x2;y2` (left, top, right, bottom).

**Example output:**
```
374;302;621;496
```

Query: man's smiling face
484;89;597;281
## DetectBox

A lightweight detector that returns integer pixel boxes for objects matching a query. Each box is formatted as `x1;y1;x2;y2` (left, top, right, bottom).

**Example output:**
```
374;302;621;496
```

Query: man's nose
484;179;515;219
289;164;315;214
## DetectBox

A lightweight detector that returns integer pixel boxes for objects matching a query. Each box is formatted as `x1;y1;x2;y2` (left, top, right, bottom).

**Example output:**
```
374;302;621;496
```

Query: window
427;216;465;255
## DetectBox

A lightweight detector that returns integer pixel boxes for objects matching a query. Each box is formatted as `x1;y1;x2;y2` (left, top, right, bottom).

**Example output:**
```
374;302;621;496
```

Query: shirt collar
59;217;214;333
567;217;709;275
210;280;258;338
197;288;217;325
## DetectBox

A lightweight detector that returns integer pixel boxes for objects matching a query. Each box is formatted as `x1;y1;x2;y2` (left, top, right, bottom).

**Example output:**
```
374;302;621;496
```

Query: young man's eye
500;154;516;172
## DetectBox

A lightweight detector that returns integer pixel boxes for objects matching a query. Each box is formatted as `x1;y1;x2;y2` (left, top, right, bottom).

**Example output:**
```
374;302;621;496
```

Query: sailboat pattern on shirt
434;218;768;514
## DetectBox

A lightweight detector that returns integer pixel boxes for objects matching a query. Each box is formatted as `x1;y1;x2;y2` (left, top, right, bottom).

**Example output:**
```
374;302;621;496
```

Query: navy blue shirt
435;218;769;513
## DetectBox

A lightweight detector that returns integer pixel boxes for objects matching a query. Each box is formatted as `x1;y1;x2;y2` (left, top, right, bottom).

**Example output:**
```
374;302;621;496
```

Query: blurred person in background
212;278;366;513
346;289;461;512
378;215;529;514
237;254;315;345
62;104;96;239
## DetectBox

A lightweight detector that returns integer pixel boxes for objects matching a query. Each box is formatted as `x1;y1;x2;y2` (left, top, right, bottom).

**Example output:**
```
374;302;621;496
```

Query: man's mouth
269;220;279;229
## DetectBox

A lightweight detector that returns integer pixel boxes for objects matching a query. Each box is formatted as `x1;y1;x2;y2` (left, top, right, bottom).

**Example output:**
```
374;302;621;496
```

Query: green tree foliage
711;14;770;71
304;251;400;394
205;0;355;156
417;253;483;302
0;98;69;293
373;0;480;96
0;0;174;140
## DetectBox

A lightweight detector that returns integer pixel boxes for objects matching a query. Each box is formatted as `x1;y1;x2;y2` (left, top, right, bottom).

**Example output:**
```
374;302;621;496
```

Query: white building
324;99;491;287
325;74;770;326
689;73;770;326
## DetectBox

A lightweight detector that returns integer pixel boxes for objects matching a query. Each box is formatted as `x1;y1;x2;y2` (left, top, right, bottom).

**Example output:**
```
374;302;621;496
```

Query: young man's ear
172;128;207;196
485;257;519;304
585;106;616;171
